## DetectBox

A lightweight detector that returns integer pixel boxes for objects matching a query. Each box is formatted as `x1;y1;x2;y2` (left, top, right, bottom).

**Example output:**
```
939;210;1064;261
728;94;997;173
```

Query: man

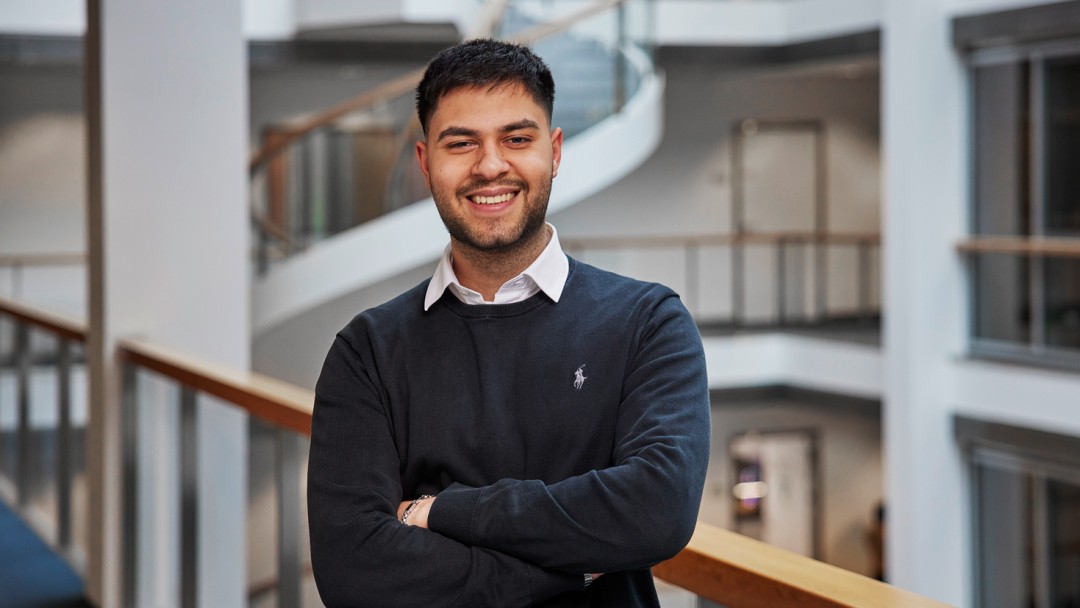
308;39;710;607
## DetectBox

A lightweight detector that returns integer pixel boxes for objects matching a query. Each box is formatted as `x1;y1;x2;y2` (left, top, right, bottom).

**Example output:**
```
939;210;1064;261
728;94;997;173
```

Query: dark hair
415;39;555;134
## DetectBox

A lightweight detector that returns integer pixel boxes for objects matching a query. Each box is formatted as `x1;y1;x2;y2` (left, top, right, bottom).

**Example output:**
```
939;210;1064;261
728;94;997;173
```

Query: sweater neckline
436;258;578;318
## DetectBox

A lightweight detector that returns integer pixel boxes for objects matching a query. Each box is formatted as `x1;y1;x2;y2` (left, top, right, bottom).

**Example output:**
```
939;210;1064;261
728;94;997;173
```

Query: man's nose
473;142;510;179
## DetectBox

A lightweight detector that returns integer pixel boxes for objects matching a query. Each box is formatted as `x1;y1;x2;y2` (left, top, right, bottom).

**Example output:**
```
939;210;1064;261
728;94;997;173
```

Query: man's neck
451;225;552;302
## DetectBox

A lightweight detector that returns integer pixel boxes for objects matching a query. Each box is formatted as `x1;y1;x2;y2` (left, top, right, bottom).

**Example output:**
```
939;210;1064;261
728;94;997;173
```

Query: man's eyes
443;136;532;150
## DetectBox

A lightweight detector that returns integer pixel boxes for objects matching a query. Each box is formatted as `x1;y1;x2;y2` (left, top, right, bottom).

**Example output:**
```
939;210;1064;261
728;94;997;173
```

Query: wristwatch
583;573;593;590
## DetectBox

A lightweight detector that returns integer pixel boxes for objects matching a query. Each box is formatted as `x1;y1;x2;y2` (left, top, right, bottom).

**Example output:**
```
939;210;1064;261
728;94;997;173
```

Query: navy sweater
308;258;710;607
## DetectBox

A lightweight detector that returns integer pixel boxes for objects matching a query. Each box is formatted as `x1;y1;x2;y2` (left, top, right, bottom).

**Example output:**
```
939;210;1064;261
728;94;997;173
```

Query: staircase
251;1;664;388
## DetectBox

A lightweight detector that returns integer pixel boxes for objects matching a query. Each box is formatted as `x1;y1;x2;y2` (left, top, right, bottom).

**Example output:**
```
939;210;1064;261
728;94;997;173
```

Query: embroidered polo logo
574;365;587;390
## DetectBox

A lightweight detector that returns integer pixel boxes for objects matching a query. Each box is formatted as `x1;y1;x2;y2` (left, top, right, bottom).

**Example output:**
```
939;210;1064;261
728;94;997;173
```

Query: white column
85;0;249;606
882;0;970;605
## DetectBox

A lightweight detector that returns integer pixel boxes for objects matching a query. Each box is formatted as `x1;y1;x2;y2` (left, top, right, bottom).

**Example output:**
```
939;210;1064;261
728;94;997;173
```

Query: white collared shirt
423;223;569;311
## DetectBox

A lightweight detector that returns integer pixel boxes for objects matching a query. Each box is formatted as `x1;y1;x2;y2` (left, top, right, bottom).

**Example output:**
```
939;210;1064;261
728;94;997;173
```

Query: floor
0;500;88;608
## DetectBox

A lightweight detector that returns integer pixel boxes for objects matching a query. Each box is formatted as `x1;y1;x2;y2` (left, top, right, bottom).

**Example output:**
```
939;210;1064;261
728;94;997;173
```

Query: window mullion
1029;55;1047;353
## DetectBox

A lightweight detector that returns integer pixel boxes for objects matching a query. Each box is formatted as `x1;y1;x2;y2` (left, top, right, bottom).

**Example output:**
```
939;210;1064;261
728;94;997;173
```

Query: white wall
945;0;1075;16
296;0;480;34
656;0;882;46
243;0;295;39
86;0;251;605
0;0;85;35
881;0;968;603
553;63;880;239
551;61;881;320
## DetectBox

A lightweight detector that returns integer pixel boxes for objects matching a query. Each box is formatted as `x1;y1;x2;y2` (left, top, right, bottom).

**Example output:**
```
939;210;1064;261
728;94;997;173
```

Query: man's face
416;83;562;253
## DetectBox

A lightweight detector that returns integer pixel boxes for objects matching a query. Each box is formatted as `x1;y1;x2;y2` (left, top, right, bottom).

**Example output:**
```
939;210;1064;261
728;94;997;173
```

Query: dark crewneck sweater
308;258;710;607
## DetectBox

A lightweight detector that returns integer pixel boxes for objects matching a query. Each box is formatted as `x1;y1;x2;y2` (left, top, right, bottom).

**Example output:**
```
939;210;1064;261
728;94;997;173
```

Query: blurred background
0;0;1078;606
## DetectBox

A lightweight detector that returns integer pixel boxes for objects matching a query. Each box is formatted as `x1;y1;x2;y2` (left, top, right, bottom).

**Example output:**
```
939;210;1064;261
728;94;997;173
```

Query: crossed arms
307;295;710;607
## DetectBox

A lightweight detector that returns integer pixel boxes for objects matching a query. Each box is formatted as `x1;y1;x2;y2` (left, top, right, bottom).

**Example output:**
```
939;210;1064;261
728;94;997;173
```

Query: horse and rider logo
574;364;587;390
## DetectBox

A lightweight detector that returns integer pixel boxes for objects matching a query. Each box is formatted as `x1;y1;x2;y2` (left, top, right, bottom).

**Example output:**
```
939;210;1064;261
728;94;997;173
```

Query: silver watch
583;573;593;589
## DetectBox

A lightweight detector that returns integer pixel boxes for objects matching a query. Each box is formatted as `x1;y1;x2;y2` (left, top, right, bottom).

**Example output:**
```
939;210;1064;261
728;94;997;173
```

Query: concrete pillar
882;0;970;605
85;0;249;605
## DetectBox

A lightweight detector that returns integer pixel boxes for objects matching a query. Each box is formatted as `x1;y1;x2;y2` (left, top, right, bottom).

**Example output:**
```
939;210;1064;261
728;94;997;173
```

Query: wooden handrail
0;252;86;266
0;296;87;343
248;69;424;173
109;326;956;608
247;0;630;174
562;231;882;251
654;523;955;608
956;236;1080;258
118;338;314;436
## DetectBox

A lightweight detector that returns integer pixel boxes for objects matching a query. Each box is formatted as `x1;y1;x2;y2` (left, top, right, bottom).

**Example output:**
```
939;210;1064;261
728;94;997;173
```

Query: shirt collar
424;223;569;311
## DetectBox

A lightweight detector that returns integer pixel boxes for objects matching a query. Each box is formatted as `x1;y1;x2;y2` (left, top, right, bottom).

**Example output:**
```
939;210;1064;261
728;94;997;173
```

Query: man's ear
416;139;431;189
550;127;563;178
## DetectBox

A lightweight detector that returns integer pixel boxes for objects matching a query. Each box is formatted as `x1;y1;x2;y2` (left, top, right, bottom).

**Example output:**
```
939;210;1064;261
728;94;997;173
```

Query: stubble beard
434;176;551;256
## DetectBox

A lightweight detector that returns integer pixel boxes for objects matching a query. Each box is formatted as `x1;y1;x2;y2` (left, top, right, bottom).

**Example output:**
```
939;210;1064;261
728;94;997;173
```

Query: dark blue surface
0;500;89;608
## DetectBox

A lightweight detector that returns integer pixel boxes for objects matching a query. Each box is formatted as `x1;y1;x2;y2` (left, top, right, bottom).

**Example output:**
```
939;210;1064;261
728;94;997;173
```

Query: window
963;43;1080;367
957;416;1080;607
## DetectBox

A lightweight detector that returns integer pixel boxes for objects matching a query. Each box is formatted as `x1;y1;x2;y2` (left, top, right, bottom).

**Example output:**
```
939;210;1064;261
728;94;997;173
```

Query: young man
308;39;710;607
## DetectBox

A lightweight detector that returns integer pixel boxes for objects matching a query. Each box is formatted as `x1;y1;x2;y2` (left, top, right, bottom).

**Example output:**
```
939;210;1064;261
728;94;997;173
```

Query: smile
468;191;517;205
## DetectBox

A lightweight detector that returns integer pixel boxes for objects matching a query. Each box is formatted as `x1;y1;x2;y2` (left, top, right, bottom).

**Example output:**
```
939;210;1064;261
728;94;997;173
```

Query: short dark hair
415;39;555;135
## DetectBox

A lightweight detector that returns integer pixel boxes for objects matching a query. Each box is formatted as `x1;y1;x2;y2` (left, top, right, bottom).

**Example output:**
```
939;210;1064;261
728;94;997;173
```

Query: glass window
1044;56;1080;238
973;456;1080;608
1044;257;1080;350
969;49;1080;364
1048;478;1080;605
974;62;1030;237
974;252;1031;344
975;463;1035;608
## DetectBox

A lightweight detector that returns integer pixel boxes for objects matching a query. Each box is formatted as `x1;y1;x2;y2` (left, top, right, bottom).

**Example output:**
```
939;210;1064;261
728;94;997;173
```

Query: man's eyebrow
436;120;541;142
436;126;479;142
500;119;540;133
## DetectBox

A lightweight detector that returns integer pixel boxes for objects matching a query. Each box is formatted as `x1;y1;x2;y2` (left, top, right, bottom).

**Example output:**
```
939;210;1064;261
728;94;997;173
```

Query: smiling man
307;39;710;607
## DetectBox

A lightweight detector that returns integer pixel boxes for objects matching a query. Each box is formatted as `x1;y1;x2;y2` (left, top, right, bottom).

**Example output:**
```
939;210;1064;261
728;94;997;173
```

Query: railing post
256;212;270;277
121;360;139;608
13;261;23;301
777;238;787;326
15;322;30;508
180;386;198;608
613;1;627;113
859;240;871;324
815;236;827;322
56;338;73;550
732;240;744;326
685;242;699;320
277;428;303;608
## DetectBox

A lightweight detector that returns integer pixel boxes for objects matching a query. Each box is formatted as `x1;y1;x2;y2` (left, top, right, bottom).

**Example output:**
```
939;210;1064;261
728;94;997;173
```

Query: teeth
473;192;515;205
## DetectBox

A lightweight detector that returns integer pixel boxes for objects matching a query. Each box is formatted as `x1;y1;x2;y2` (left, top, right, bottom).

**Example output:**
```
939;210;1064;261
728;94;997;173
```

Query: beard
433;176;551;254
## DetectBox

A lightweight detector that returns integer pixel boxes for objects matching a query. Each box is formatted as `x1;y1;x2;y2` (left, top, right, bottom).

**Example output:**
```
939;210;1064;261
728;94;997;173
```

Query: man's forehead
429;82;549;126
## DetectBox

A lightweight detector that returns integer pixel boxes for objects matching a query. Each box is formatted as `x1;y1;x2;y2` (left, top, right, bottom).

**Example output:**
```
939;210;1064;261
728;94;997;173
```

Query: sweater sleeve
307;333;582;608
427;293;711;574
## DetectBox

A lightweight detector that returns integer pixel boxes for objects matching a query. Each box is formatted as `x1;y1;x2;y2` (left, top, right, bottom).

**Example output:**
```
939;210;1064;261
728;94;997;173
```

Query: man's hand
397;496;436;528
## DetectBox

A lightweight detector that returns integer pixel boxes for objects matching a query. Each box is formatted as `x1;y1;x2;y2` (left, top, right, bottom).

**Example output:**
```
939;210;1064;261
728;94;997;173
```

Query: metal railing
249;0;653;273
0;296;88;571
958;236;1080;369
116;338;312;607
115;334;945;608
563;231;882;329
0;297;954;607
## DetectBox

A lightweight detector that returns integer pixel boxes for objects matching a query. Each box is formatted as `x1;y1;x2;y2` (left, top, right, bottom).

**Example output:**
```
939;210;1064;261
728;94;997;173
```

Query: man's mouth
470;192;516;205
